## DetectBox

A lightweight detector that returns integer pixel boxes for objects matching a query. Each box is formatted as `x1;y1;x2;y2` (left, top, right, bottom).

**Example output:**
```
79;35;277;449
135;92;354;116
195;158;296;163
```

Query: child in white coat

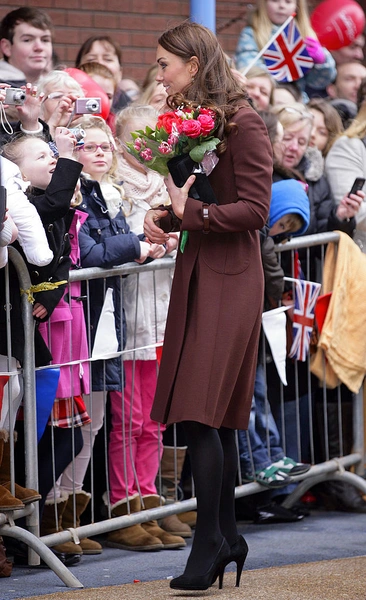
102;105;184;551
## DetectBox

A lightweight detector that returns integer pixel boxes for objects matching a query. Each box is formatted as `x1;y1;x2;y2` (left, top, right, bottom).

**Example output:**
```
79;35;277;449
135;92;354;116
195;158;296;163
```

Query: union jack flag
263;20;314;82
289;279;321;362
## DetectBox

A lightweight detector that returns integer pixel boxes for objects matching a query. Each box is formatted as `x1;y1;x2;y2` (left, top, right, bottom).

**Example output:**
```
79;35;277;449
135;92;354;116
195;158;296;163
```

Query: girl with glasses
58;116;164;540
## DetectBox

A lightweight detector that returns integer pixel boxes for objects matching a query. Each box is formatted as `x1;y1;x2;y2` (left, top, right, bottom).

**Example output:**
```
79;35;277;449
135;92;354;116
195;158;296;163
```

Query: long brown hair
158;21;250;150
307;98;343;156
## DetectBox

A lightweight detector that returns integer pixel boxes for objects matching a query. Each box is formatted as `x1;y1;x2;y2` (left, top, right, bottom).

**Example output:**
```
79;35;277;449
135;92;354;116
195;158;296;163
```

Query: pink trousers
108;360;165;504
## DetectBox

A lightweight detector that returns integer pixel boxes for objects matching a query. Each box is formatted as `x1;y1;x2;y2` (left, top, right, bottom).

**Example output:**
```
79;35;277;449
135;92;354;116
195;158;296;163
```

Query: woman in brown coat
144;21;273;591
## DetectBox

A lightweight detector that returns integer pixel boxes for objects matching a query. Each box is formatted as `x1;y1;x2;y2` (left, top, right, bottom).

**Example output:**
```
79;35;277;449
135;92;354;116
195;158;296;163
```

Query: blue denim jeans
238;363;284;476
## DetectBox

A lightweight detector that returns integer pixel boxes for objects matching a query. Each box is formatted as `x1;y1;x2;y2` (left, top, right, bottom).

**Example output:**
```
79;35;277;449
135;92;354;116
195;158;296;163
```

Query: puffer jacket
78;175;144;390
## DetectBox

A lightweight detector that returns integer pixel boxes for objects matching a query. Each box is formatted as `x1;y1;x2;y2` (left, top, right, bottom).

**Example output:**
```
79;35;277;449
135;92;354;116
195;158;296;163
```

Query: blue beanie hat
270;179;310;236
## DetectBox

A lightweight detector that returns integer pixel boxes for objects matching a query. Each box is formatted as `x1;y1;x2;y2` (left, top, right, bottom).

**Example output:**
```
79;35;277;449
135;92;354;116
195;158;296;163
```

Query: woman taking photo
266;102;362;512
271;102;361;238
144;21;273;590
325;80;366;253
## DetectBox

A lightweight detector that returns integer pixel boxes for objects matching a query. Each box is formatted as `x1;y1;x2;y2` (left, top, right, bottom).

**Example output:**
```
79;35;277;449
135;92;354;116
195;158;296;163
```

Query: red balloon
311;0;365;51
64;67;110;120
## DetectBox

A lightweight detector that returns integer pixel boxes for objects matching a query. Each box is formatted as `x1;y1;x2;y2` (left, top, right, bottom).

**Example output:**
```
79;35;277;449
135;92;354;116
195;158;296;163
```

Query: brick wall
0;0;339;86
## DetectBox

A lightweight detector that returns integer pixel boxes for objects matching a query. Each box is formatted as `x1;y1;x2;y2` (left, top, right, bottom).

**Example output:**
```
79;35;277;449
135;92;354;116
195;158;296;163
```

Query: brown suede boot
178;510;197;528
106;494;163;552
40;493;83;560
0;432;24;511
62;491;102;555
0;485;24;511
0;431;41;504
158;446;193;536
141;494;186;549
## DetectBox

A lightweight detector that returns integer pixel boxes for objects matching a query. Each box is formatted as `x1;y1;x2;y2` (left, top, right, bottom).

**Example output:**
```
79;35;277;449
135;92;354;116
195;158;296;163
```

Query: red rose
157;112;182;134
199;108;216;119
197;114;215;134
182;119;202;138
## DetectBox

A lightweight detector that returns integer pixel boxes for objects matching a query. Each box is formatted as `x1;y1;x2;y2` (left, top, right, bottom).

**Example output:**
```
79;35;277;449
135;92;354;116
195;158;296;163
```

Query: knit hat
269;179;310;236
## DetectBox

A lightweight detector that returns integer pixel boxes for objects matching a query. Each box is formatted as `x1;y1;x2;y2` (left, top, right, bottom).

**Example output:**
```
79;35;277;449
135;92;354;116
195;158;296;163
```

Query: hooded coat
150;105;273;430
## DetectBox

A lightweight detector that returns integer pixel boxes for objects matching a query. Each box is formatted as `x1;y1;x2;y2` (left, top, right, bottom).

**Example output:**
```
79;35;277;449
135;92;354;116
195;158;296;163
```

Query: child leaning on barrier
0;129;95;562
58;116;165;543
237;180;311;513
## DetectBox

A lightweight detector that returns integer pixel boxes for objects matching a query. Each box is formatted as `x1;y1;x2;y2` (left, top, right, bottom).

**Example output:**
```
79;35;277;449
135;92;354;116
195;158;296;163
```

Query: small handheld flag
288;278;321;362
262;19;314;82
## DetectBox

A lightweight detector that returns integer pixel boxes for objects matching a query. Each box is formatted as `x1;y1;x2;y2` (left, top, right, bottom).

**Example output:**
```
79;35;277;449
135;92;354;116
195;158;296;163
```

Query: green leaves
189;137;220;163
126;105;221;178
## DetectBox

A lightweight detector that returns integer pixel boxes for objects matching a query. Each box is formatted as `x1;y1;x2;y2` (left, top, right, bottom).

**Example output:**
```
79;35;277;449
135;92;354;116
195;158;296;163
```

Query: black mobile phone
348;177;366;197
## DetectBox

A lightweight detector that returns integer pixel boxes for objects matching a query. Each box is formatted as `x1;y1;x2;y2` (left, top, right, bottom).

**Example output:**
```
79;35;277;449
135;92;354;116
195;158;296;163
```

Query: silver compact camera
74;97;101;115
4;87;26;105
68;125;85;146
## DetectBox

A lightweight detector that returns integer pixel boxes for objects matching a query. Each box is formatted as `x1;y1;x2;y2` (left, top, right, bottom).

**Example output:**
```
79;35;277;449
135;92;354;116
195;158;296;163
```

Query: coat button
32;271;39;277
64;233;69;240
48;224;53;232
97;228;101;234
59;256;64;263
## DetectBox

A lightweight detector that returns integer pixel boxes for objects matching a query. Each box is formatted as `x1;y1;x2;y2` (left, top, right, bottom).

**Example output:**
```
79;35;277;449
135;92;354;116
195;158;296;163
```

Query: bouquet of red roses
126;105;220;179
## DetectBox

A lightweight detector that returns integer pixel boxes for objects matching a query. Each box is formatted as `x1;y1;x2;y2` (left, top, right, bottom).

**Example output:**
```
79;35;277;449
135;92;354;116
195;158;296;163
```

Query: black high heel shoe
224;535;249;587
169;538;231;591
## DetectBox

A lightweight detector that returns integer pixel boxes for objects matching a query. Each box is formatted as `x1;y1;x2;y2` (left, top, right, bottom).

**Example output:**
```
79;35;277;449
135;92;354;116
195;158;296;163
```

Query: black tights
182;421;238;575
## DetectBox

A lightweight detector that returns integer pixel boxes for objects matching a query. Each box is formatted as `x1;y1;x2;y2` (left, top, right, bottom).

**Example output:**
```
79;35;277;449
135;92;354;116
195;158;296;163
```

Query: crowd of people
0;2;366;588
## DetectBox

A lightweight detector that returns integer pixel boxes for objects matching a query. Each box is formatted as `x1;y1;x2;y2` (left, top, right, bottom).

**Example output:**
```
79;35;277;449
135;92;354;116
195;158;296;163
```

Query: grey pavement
1;509;365;599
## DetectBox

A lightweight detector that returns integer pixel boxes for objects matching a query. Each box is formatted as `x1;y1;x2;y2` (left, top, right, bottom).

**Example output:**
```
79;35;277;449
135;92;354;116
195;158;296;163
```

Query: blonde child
235;0;336;98
100;105;186;552
59;116;181;551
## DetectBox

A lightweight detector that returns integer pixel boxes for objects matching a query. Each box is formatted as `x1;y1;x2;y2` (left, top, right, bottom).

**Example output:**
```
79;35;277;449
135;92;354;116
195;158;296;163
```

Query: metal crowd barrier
0;232;365;589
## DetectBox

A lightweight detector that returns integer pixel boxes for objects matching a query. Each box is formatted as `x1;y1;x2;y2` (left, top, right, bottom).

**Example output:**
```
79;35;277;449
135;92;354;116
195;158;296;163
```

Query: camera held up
67;125;85;147
4;88;26;106
74;98;101;115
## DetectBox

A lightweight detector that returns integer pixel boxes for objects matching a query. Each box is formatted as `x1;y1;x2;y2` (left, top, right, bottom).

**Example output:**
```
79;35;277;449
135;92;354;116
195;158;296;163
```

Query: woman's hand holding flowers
165;173;196;220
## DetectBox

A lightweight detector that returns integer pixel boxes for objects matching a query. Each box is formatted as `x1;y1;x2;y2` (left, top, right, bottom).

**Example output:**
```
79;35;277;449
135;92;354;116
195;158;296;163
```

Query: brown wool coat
150;105;273;430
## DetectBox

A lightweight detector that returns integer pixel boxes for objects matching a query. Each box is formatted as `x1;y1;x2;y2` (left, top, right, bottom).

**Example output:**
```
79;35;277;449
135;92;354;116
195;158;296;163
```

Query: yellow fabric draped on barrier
311;231;366;393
